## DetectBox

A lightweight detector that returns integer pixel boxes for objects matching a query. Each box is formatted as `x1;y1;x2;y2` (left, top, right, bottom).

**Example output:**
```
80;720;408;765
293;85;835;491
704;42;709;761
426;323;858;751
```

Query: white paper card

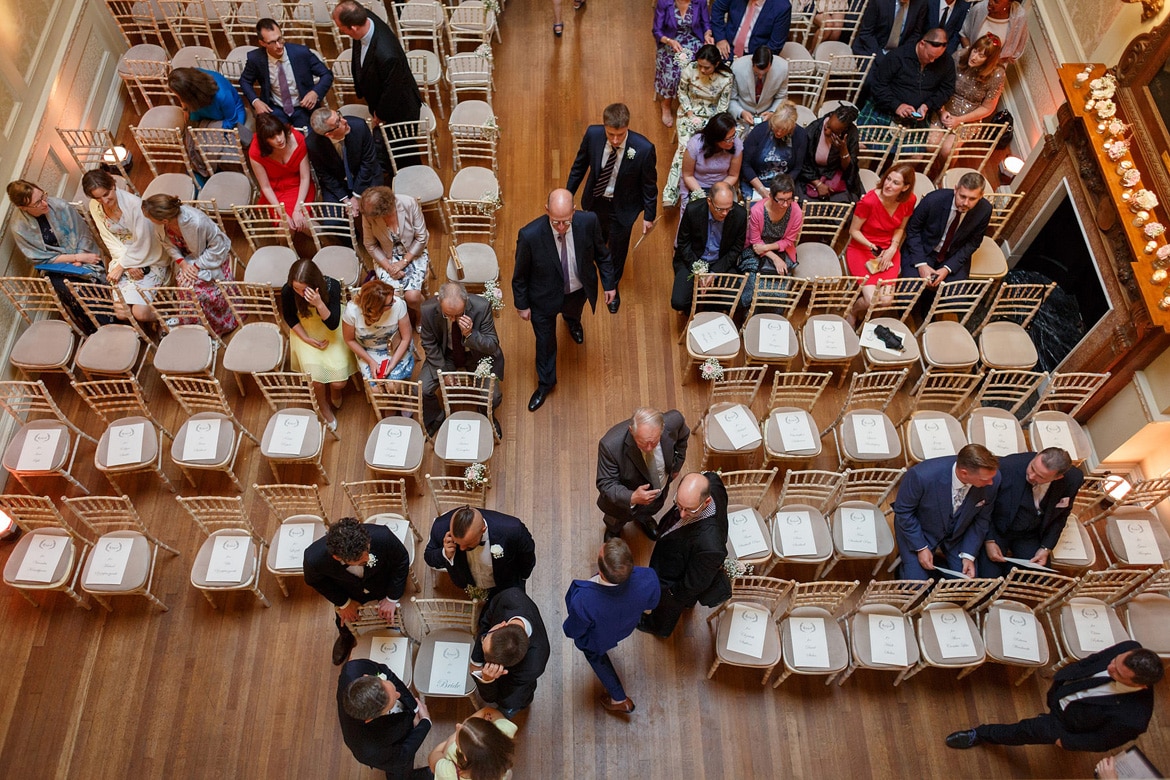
982;417;1019;457
914;417;957;458
1118;519;1164;565
204;535;249;582
1053;519;1088;561
998;609;1041;662
274;522;316;569
105;422;145;467
757;318;793;356
839;507;878;554
868;613;908;666
775;412;816;452
368;634;410;681
714;406;762;450
789;616;830;668
182;417;221;461
728;508;769;557
1035;419;1077;455
14;534;69;583
775;510;818;556
727;603;769;659
1071;604;1118;653
372;422;412;467
851;414;890;455
86;536;134;585
929;608;977;659
812;319;847;357
860;323;904;356
427;640;470;694
689;316;739;353
444;419;482;460
17;428;61;471
268;413;310;455
1002;556;1056;573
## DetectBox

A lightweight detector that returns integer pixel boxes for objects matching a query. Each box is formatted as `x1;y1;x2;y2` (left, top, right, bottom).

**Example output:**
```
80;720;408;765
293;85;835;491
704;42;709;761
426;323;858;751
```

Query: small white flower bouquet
482;280;504;311
722;557;754;580
465;462;490;488
700;357;725;381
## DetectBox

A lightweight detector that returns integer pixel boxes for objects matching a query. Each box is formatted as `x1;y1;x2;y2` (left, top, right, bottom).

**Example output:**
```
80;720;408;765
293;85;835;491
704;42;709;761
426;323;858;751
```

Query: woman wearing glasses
671;112;743;209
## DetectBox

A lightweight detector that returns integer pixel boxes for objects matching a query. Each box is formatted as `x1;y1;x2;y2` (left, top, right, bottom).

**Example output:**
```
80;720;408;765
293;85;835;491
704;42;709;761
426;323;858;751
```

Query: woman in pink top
739;174;802;305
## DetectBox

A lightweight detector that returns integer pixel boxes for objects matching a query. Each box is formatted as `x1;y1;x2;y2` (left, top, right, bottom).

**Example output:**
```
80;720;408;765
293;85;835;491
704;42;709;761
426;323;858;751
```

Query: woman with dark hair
428;707;517;780
249;113;314;233
741;101;807;201
168;67;248;133
280;258;356;429
937;33;1006;157
83;168;170;322
798;102;862;203
959;0;1027;64
360;185;429;325
652;0;715;127
342;278;414;384
844;162;917;321
141;194;238;335
738;174;804;306
664;43;732;201
674;111;743;208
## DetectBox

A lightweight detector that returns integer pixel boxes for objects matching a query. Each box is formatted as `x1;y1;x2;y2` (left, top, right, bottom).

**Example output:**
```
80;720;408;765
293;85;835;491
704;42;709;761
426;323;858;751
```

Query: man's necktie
952;485;968;514
939;4;951;30
276;62;295;116
755;75;765;101
937;212;962;266
450;319;467;369
644;449;661;489
593;145;620;198
558;234;572;294
886;1;909;50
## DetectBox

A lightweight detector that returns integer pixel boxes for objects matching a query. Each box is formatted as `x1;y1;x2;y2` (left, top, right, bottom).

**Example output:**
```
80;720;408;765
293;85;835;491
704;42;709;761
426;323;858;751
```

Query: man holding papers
423;506;536;597
470;587;551;717
979;448;1084;577
947;640;1164;752
893;444;1000;579
337;658;432;779
304;518;411;666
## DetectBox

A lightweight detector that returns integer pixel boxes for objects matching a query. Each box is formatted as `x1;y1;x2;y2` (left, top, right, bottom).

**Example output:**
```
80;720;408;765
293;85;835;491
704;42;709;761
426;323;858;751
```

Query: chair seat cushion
199;172;252;209
364;418;426;472
983;600;1049;666
864;317;919;365
448;243;499;284
223;322;285;373
802;314;861;361
96;416;160;470
850;604;918;668
81;530;151;592
921;321;979;368
1125;594;1170;653
1104;508;1170;565
966;407;1026;457
918;604;986;666
743;314;798;361
1027;412;1092;463
780;606;849;673
764;408;822;458
266;515;327;573
138;105;188;129
76;325;142;374
191;529;258;587
117;44;167;74
904;411;966;462
1048;520;1096;569
715;601;781;667
969;236;1008;279
3;420;70;473
771;504;832;561
433;411;494;464
448;99;494;126
1058;598;1130;660
313;246;361;286
704;403;762;454
793;243;844;279
413;627;475;696
839;409;901;461
243;246;297;287
155;325;215;373
261;408;324;460
831;500;895;559
687;312;740;358
979;322;1038;369
143;173;196;200
11;320;75;369
3;528;76;587
172;412;238;466
449;167;498;201
394;166;445;203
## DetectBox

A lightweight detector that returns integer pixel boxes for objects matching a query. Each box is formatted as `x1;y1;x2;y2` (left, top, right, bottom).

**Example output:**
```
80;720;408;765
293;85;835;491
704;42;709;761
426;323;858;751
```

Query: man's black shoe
607;293;620;314
945;730;980;749
332;630;357;665
567;321;584;344
528;387;550;412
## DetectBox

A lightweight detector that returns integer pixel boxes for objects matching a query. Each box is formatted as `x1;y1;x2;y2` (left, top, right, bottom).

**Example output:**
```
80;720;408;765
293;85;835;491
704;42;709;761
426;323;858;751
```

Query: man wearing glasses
864;28;956;128
306;107;383;217
670;181;747;311
239;18;333;130
637;471;731;638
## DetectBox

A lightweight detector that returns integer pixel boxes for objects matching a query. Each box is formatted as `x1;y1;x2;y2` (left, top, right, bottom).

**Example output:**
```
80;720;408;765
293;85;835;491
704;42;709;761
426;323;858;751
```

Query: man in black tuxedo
305;517;411;665
980;448;1084;577
638;471;731;637
306;107;383;216
239;18;333;130
671;181;748;312
900;172;993;287
596;407;690;541
470;587;551;717
853;0;929;59
947;641;1164;752
927;0;972;56
337;659;432;779
423;506;536;596
566;103;658;313
512;188;616;412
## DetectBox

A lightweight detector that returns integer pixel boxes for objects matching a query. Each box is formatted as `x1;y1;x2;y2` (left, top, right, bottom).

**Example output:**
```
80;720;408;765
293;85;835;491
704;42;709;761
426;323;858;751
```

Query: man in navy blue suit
712;0;792;61
512;189;616;412
893;443;1000;579
853;0;929;59
927;0;972;55
979;448;1084;577
422;505;536;596
239;18;333;130
566;103;658;313
900;172;993;288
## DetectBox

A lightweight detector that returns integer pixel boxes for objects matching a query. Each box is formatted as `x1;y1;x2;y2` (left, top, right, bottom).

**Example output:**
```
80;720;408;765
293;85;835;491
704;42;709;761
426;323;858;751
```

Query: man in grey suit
729;46;789;131
419;282;504;437
596;407;690;541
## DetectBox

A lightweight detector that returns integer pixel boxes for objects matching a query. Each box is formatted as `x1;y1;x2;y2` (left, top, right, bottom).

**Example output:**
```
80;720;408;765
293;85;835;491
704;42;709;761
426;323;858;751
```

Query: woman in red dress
248;113;315;234
844;162;916;323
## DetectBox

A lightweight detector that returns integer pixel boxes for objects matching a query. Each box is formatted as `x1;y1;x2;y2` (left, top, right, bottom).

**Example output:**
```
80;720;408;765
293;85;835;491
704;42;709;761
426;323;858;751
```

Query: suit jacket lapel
626;436;652;483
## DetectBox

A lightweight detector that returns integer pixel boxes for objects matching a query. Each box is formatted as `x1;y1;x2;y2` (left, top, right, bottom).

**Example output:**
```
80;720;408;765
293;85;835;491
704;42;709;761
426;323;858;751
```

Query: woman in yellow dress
428;708;517;780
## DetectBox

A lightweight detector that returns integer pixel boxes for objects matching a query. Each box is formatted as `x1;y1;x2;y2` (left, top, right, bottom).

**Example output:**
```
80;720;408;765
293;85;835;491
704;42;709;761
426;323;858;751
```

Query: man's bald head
675;472;712;518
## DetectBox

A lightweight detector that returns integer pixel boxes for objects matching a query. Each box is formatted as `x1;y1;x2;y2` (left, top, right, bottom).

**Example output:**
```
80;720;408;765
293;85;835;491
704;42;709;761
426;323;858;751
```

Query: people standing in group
337;659;433;779
428;708;517;780
423;505;537;597
652;0;715;127
596;407;690;541
470;587;551;718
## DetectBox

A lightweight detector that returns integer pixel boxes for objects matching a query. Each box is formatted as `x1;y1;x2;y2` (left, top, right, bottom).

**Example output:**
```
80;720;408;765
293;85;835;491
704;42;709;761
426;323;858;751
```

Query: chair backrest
1115;477;1170;511
189;126;252;176
0;494;87;541
890;127;943;174
708;365;767;407
974;282;1055;333
861;277;926;325
1060;568;1154;607
412;597;479;634
331;53;357;102
63;494;158;539
838;467;904;506
301;202;359;250
148;286;221;343
1030;372;1111;419
721;468;779;511
176;495;263;540
805;276;862;317
212;0;260;49
56;128;137;192
728;575;794;617
1070;475;1112;522
917;278;992;332
233;204;295;251
426;473;488;517
854;578;931;613
444;53;494;89
161;373;234;417
217;280;283;324
378;121;439;175
444;198;500;245
688;272;747;320
824;54;874;105
253;482;329;523
788;579;859;614
368;379;425;420
945;121;1007;173
122;56;177;109
275;17;322;51
842;369;908;413
0;380;80;430
72;377;168;435
63;281;145;335
253;371;325;416
1128;566;1170;599
916;576;1001;611
0;276;77;328
785;59;830;109
343;479;412;524
970;369;1048;416
743;274;808;321
856;124;899;171
766;370;833;412
449;120;500;173
437;370;496;419
183;199;233;236
993;568;1078;612
778;469;845;512
909;369;986;417
797;201;854;245
813;0;869;41
158;0;215;48
105;0;166;46
986;191;1024;242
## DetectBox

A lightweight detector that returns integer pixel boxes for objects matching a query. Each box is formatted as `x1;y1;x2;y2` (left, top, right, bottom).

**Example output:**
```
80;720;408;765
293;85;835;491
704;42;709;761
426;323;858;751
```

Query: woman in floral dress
663;44;732;206
652;0;713;127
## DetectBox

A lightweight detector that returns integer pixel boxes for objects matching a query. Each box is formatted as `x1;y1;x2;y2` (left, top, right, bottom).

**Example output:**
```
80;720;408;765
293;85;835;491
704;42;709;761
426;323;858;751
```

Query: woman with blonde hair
360;185;429;325
342;278;414;384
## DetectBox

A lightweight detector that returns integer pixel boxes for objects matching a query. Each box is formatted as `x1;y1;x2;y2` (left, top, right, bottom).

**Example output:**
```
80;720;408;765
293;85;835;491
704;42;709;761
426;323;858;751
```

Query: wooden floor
0;2;1165;778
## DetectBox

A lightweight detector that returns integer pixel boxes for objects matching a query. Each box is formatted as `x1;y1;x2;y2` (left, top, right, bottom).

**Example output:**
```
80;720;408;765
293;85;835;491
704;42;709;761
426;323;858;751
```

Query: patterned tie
450;320;467;369
558;234;572;294
937;212;962;265
886;1;909;49
755;75;765;101
952;485;968;514
593;145;620;198
276;61;296;116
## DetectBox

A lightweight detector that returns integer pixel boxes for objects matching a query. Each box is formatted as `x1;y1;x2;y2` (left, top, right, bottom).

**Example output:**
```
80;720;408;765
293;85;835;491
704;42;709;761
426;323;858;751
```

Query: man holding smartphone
863;27;956;128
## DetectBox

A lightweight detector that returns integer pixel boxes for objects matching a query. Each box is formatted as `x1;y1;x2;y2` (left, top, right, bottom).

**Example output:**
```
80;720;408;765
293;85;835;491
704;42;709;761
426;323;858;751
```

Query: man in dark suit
566;102;658;313
927;0;972;56
900;173;993;287
638;471;731;638
711;0;792;61
947;641;1165;752
239;18;333;130
671;181;748;311
596;407;690;541
893;443;1001;579
304;518;411;665
306;107;383;216
512;188;616;412
470;587;551;717
423;506;536;596
332;1;421;131
337;659;432;779
979;448;1084;577
853;0;929;59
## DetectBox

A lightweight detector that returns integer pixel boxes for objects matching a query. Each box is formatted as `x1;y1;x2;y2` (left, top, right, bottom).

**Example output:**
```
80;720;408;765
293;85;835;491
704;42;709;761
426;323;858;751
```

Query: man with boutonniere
423;505;536;598
305;517;411;666
470;587;550;717
338;658;432;778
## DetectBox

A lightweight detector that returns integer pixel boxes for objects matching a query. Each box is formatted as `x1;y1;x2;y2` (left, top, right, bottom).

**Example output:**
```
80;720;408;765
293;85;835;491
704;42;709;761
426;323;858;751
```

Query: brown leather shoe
332;630;356;665
601;695;635;713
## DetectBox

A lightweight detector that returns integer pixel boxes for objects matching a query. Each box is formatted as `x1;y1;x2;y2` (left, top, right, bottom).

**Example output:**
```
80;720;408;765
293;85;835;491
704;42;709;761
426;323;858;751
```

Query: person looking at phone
900;172;992;289
862;27;955;128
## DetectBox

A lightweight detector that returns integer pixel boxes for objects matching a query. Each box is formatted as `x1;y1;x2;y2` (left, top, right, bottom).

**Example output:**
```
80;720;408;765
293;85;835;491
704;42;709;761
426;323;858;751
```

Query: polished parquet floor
0;2;1165;778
